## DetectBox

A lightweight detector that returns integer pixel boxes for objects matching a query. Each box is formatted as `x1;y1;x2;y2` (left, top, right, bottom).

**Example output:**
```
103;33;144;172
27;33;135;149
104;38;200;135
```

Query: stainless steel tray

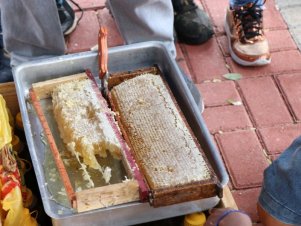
14;41;229;226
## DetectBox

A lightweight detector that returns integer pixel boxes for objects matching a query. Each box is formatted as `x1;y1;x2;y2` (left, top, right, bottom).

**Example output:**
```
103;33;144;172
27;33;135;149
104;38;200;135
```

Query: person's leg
0;49;12;83
0;0;65;67
225;0;270;66
229;0;264;7
0;14;12;83
257;204;293;226
258;136;301;225
107;0;176;57
172;0;213;45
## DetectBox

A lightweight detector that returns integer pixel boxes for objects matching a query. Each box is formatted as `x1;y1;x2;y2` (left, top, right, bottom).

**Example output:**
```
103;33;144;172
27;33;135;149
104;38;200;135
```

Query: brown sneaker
225;2;271;66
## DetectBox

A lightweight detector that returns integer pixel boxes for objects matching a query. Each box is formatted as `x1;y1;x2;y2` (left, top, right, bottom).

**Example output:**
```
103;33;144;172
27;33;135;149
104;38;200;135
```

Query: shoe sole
64;16;78;36
224;21;271;66
177;33;212;45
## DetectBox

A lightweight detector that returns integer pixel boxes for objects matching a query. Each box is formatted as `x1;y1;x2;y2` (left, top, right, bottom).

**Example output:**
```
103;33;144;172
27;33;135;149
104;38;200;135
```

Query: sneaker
173;0;214;45
57;0;78;35
225;2;271;66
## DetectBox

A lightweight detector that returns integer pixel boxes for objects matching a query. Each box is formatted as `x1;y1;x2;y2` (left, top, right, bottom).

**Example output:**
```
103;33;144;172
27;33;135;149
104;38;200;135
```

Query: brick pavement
66;0;301;224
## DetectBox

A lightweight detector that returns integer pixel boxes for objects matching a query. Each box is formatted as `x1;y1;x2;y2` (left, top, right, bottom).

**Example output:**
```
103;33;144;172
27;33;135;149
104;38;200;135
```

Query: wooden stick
32;73;87;99
29;89;77;208
219;185;238;209
76;180;140;212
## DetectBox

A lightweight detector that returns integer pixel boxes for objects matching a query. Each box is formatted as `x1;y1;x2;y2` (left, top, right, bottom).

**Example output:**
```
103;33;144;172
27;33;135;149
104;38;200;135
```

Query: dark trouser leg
0;12;12;83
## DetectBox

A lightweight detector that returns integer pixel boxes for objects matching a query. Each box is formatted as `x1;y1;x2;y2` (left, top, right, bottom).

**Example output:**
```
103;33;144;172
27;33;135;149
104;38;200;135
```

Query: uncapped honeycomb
52;79;122;183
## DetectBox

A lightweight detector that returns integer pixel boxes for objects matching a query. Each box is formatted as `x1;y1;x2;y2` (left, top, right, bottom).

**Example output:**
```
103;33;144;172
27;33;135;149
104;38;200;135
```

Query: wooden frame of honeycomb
29;72;148;212
108;67;219;207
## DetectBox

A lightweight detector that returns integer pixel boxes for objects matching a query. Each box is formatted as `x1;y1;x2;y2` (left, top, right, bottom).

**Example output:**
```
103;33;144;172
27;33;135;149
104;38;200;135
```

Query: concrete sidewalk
66;0;301;224
276;0;301;50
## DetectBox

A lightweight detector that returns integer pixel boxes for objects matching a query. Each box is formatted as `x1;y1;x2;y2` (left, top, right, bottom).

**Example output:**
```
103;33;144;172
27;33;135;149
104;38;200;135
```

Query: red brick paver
71;0;105;11
265;30;297;52
237;76;293;127
232;187;261;222
96;8;124;47
263;5;287;30
277;73;301;121
203;106;252;133
259;124;301;155
215;130;269;189
183;38;229;82
197;81;241;107
202;0;228;34
65;0;301;224
66;10;99;53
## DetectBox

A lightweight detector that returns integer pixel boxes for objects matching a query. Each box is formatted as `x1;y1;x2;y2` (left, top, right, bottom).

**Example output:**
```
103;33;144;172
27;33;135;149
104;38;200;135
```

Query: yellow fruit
0;95;12;149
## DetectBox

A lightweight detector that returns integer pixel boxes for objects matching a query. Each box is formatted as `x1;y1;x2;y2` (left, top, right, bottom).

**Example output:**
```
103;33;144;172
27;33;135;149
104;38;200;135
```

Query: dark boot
172;0;214;45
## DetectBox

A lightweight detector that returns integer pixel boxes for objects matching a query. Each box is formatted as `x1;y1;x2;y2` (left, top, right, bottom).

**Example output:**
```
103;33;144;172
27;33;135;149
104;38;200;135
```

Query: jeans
230;0;264;7
258;136;301;225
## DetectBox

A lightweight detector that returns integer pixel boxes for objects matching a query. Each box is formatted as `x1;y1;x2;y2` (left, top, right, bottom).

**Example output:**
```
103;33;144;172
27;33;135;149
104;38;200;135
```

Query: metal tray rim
13;41;229;225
